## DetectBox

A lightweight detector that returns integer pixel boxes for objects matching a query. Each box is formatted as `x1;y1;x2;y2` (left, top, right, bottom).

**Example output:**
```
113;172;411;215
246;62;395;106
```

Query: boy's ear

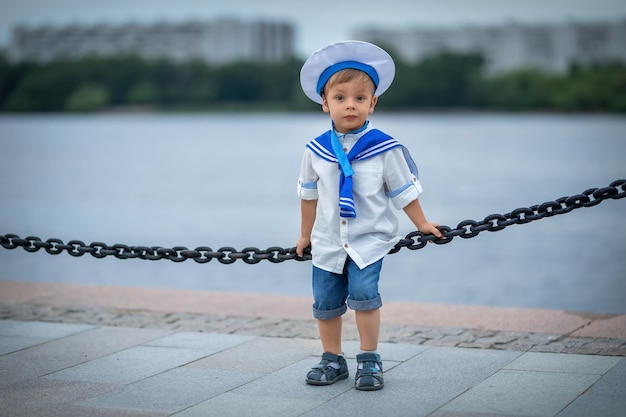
321;95;330;113
369;95;378;114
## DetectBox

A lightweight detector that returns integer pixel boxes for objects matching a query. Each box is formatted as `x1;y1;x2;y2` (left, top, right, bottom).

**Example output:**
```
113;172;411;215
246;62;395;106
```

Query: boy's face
321;78;378;134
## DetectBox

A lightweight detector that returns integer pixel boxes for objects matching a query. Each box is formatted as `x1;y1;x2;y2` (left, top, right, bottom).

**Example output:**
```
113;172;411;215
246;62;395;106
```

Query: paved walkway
0;279;625;416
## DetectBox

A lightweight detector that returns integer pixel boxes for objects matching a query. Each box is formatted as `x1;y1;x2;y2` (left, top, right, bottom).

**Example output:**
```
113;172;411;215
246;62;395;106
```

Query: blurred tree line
0;51;625;112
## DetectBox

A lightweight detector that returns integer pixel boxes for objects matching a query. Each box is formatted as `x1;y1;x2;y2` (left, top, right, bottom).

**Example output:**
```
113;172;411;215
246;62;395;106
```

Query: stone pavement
0;279;625;416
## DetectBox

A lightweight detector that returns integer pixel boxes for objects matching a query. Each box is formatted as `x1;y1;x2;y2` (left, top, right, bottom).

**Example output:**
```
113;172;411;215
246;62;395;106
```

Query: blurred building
7;18;295;64
354;19;626;73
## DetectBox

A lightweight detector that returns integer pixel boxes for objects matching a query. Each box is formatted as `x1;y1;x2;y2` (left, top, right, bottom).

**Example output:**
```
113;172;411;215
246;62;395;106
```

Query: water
1;113;625;313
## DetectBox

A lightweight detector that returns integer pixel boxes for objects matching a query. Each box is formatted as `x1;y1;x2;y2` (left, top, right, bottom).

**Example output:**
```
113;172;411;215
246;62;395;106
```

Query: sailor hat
300;40;395;104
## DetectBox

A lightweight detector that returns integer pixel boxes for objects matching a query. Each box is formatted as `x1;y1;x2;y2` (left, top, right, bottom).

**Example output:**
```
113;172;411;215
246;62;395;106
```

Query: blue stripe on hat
316;60;380;95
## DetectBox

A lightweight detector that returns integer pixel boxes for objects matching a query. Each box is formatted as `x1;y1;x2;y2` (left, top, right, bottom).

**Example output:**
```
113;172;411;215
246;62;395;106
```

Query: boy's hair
322;68;376;97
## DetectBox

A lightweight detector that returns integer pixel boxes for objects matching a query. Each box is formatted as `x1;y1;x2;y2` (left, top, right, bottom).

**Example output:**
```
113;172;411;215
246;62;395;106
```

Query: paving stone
46;407;167;417
45;345;212;384
386;334;429;344
505;351;621;375
531;338;593;354
417;327;470;341
496;340;537;352
145;331;254;353
172;392;322;417
0;320;19;330
428;411;526;417
0;326;171;387
554;338;626;356
557;358;626;417
436;331;483;346
186;336;320;374
0;320;94;339
0;377;120;417
0;334;51;355
477;331;521;345
79;367;264;414
526;333;563;345
441;369;601;417
48;407;167;417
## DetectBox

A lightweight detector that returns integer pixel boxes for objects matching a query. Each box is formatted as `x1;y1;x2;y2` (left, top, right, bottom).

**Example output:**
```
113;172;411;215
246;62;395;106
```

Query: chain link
2;179;625;264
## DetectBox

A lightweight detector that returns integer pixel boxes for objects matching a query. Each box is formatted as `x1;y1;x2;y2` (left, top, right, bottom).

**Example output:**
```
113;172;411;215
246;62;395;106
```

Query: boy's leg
354;309;385;391
311;264;348;349
306;265;349;385
346;258;383;344
346;258;385;390
355;308;380;352
318;316;343;355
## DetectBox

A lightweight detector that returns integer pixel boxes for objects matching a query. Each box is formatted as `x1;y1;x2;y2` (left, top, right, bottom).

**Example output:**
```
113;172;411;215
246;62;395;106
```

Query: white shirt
297;123;422;273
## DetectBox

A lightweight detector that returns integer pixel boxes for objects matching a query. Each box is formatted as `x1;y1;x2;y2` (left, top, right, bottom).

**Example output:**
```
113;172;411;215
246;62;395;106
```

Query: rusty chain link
1;179;625;264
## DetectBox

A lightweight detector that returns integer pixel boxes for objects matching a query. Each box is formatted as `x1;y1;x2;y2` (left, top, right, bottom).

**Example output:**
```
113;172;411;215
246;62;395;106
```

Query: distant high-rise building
7;18;295;64
353;19;626;73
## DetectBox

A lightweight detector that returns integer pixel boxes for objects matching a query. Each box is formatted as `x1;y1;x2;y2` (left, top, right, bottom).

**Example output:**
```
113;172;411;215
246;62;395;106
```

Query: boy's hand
296;236;311;257
417;221;443;239
403;200;443;240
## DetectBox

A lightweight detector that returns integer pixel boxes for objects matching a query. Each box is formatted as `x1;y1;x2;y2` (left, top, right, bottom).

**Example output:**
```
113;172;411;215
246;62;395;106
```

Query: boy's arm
296;199;317;256
403;199;443;238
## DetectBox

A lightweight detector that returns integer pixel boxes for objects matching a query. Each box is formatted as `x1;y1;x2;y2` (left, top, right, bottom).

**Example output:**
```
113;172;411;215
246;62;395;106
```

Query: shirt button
344;147;348;153
344;243;349;248
341;220;346;225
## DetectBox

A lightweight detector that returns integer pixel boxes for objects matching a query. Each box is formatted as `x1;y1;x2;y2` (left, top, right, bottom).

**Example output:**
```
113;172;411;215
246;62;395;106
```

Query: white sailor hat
300;40;395;104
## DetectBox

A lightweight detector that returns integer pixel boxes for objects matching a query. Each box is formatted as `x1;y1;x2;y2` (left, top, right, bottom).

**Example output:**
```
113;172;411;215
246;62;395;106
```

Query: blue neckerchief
329;121;368;179
306;125;410;218
330;129;353;178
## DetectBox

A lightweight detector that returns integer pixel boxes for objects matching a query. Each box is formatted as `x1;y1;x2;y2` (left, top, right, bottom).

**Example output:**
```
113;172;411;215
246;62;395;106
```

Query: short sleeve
383;147;423;209
297;149;319;200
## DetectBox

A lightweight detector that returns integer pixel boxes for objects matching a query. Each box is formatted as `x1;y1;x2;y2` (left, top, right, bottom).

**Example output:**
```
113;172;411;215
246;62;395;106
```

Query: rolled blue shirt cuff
298;180;319;200
388;178;423;209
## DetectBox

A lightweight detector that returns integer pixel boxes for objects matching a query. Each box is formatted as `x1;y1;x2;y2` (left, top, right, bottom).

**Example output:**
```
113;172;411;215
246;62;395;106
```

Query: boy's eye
335;95;344;101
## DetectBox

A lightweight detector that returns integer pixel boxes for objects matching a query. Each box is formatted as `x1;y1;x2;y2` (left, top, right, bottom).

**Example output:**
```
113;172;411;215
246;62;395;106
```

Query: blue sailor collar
306;123;404;218
306;123;400;164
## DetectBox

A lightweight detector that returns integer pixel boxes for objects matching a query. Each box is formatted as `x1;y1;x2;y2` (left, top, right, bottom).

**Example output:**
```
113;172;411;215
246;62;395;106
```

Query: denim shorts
311;257;383;320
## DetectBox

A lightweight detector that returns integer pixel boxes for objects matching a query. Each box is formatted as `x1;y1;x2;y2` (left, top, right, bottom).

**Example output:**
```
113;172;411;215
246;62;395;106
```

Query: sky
1;0;626;58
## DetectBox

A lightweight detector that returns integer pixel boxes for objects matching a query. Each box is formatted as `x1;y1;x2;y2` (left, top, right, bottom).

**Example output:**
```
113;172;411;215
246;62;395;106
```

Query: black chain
2;179;625;264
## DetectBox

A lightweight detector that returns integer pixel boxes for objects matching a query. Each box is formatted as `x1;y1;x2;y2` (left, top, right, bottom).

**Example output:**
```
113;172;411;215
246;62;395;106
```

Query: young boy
296;41;442;391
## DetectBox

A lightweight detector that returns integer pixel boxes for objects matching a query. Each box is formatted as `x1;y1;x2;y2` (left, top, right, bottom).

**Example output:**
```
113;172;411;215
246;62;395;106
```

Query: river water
0;112;624;313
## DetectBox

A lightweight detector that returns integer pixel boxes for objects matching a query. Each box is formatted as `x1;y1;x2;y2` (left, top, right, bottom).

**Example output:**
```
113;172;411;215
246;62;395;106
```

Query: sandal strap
321;352;342;362
356;353;383;372
356;365;384;382
311;353;341;371
356;369;384;387
307;352;346;381
309;364;340;380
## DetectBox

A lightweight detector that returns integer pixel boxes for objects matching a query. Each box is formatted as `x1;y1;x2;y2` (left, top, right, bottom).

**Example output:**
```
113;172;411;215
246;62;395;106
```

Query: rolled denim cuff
347;294;382;311
312;304;347;320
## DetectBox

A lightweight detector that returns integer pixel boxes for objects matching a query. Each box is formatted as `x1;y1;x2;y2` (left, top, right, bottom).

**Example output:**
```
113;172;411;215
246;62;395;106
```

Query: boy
296;41;442;391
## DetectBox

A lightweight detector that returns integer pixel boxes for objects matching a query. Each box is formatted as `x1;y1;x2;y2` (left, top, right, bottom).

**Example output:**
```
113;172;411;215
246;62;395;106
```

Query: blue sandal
306;352;349;385
355;352;384;391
